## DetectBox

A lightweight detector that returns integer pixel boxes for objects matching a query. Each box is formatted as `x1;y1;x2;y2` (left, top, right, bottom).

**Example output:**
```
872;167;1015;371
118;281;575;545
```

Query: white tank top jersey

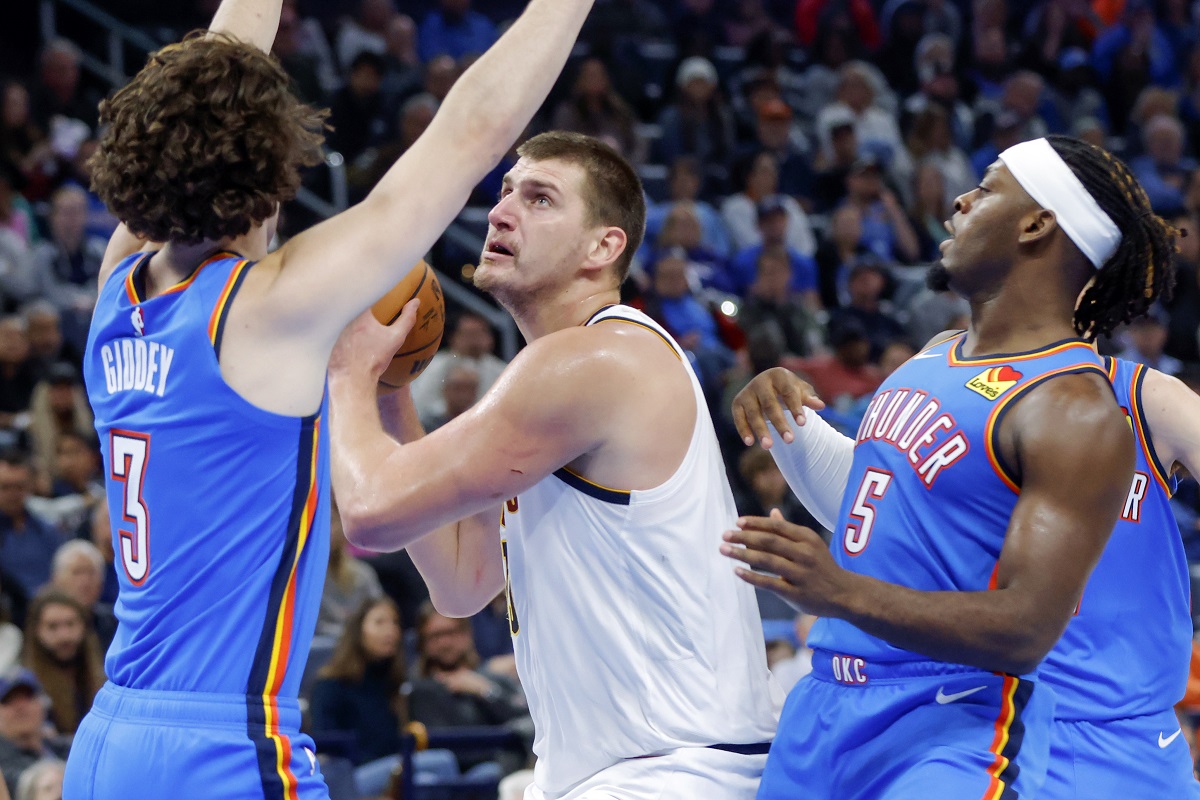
499;304;783;797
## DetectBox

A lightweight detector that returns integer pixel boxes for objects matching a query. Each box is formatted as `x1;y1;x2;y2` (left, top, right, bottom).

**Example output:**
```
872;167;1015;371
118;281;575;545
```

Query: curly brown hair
91;32;328;245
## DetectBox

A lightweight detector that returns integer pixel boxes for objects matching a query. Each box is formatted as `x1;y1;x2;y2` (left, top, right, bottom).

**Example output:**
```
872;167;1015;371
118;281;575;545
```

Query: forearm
207;0;282;52
830;575;1059;674
377;391;504;617
768;410;854;530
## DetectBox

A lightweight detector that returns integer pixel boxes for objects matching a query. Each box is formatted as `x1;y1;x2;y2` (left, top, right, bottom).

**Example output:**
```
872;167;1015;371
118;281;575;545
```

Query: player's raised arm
207;0;283;53
725;371;1134;675
264;0;595;344
1140;368;1200;478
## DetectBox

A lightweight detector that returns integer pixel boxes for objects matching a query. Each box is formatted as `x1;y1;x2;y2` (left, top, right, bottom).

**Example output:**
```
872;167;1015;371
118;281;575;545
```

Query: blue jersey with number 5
83;252;330;702
807;333;1108;669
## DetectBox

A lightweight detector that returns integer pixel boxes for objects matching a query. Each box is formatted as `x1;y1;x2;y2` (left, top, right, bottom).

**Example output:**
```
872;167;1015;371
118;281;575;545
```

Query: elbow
427;573;505;619
986;624;1059;676
338;497;403;552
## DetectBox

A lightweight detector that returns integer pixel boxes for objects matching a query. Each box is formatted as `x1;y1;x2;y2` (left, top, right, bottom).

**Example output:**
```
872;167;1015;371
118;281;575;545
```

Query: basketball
370;260;445;388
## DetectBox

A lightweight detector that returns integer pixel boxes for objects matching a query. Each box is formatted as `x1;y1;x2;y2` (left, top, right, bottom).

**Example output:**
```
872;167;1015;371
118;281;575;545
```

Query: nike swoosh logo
1159;730;1183;748
912;352;943;360
936;685;988;704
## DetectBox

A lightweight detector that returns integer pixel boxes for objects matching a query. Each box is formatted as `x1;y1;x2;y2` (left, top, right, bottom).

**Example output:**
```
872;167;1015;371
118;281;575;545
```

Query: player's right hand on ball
731;367;825;449
330;299;420;386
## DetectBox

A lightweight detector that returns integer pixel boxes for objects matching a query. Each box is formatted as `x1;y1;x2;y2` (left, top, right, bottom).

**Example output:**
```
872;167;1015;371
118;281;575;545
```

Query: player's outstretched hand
731;367;825;449
722;509;846;617
329;299;421;388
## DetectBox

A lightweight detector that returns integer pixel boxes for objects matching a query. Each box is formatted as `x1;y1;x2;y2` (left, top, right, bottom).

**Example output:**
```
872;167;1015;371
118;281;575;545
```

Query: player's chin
925;260;952;292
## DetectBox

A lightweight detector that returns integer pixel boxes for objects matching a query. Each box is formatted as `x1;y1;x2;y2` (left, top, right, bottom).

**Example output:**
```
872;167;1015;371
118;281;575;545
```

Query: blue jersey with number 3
807;334;1108;668
83;251;330;702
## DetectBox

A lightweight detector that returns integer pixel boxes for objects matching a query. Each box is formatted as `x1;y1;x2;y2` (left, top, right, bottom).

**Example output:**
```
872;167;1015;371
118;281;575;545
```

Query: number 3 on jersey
110;431;151;585
843;469;892;556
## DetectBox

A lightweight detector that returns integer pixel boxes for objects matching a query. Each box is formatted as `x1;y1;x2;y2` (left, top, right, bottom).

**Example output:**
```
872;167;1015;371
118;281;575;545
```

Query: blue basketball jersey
807;333;1108;667
83;252;330;704
1040;356;1189;720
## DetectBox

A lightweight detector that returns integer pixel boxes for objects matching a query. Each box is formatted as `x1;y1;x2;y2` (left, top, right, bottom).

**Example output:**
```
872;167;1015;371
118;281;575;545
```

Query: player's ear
583;226;627;273
1018;208;1056;245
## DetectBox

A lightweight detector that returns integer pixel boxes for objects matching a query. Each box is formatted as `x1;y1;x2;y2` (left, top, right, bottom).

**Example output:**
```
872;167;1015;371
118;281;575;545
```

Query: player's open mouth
487;242;514;257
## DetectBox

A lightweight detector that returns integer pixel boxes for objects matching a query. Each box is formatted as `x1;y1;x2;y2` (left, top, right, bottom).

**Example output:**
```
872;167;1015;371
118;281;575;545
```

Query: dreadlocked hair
1046;135;1180;339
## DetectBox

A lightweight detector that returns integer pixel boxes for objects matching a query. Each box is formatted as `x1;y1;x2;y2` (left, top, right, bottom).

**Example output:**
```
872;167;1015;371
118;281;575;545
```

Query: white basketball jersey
499;305;783;797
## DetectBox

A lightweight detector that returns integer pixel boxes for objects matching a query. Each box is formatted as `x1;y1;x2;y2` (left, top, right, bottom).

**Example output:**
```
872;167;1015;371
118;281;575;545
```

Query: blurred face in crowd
754;250;792;299
652;254;691;300
668;159;701;201
424;56;458;101
880;341;917;376
0;319;30;366
1127;320;1168;358
420;612;474;670
41;47;80;100
915;162;946;214
2;83;30;129
35;601;87;662
839;71;873;113
450;315;494;358
0;685;45;744
746;153;779;198
681;75;716;105
360;600;402;661
1144;117;1184;167
442;366;480;419
0;461;31;518
663;206;702;249
830;123;857;165
26;312;63;358
848;266;886;309
56;435;99;489
758;208;788;246
55;550;103;609
831;205;862;249
575;58;611;99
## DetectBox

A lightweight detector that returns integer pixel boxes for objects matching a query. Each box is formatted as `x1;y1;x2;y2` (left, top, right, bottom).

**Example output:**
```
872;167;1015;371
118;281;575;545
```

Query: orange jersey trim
207;259;252;344
982;675;1020;800
125;250;236;305
949;337;1095;367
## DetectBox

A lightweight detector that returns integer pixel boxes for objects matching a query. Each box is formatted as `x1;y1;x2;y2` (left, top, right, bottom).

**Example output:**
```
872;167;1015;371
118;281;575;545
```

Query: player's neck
964;291;1080;356
511;286;622;342
150;232;269;295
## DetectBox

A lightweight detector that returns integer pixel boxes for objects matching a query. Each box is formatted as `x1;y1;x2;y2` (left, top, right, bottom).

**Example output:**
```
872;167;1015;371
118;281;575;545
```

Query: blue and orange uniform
64;252;331;800
758;334;1111;800
1039;356;1199;799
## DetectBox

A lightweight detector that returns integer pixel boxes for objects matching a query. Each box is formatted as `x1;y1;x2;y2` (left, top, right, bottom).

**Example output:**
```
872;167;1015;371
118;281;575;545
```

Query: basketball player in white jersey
328;131;781;800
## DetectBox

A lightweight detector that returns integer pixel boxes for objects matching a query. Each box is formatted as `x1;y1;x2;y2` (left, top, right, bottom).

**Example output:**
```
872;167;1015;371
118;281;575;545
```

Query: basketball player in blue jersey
62;0;597;797
732;356;1200;798
327;131;781;800
718;135;1179;799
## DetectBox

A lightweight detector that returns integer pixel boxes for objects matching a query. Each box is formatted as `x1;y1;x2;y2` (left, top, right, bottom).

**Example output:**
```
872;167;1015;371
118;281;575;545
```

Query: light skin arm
258;0;595;347
207;0;283;52
374;385;504;618
723;373;1134;675
1140;368;1200;479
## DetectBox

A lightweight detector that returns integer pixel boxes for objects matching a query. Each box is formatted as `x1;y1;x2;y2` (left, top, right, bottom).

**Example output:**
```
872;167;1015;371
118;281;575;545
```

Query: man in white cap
721;135;1180;798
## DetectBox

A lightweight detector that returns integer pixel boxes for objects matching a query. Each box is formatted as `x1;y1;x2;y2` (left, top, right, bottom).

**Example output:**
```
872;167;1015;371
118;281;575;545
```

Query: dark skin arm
723;372;1134;675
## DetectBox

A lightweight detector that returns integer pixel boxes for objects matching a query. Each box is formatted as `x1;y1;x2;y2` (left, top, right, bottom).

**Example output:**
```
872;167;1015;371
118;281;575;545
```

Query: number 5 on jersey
843;469;892;556
111;431;151;585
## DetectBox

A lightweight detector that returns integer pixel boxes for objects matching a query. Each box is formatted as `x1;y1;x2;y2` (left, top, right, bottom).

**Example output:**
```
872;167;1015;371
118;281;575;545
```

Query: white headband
998;138;1121;269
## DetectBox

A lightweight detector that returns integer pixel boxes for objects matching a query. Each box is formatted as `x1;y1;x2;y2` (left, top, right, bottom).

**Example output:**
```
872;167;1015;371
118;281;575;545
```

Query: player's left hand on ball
720;509;843;616
330;299;420;383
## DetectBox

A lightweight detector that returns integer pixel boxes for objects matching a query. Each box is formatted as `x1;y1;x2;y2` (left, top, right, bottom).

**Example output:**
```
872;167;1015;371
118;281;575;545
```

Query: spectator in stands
29;186;106;319
14;758;63;800
348;92;438;200
0;84;53;203
335;0;396;72
1117;310;1184;376
735;446;818;527
272;0;329;104
829;258;907;360
970;108;1024;180
721;151;815;255
0;668;69;797
469;595;515;678
410;312;507;428
0;452;61;601
28;40;98;133
838;154;920;264
552;58;642;163
26;364;92;494
1092;0;1181;133
408;605;529;771
0;593;19;673
817;62;909;183
902;33;973;151
812;107;859;213
814;203;866;308
729;197;819;303
309;596;408;765
318;504;383;640
723;0;788;48
48;541;114;653
745;97;814;204
903;105;976;206
86;505;116;607
36;429;102;533
966;24;1014;104
788;316;882;408
426;364;480;431
1164;210;1199;365
907;159;953;262
22;307;80;380
737;247;823;357
651;202;731;292
644;156;731;259
1126;86;1180;157
59;140;116;243
794;0;881;51
673;0;724;56
421;55;460;106
380;15;422;98
20;590;103;735
905;284;970;348
1049;48;1110;133
1016;0;1096;78
1130;115;1198;213
654;57;736;169
419;0;498;63
327;51;391;166
0;162;37;247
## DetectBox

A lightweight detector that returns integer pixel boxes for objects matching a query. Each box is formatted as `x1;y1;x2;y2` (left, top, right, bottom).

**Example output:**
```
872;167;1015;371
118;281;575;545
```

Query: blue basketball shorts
757;650;1053;800
63;682;330;800
1041;708;1200;799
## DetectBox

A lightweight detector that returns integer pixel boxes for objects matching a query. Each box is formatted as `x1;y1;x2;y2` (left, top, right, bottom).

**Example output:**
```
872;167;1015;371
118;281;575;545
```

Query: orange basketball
370;260;445;388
